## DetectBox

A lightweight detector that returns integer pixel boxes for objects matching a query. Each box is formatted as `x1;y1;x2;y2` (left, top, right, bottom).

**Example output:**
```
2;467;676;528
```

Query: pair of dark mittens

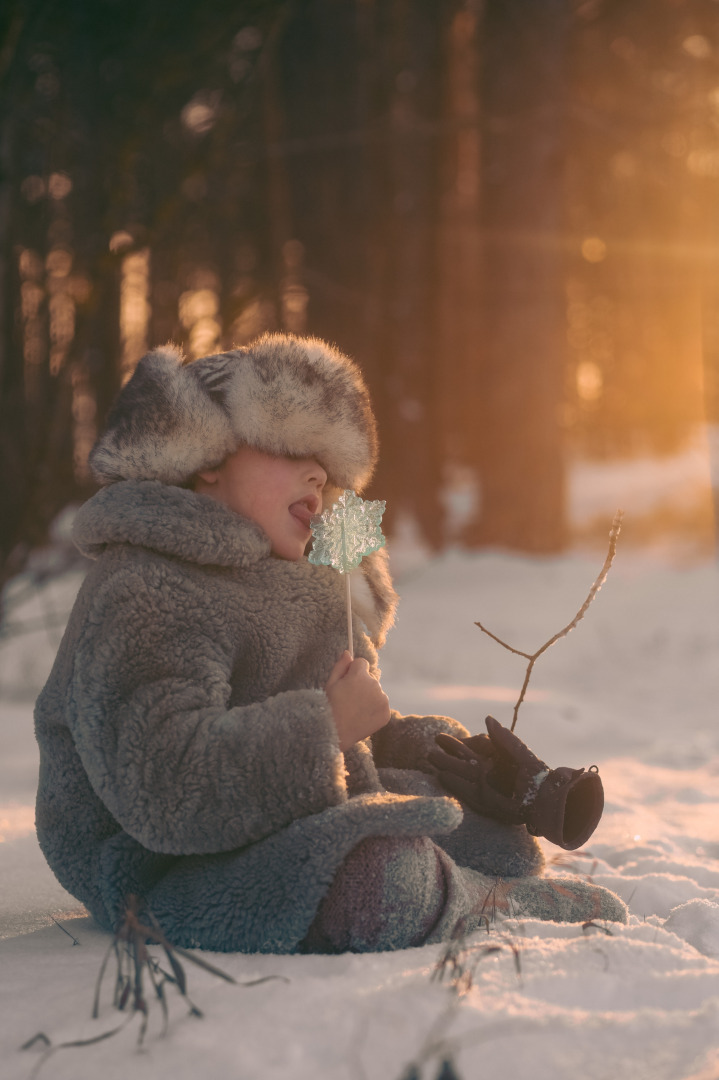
428;716;604;851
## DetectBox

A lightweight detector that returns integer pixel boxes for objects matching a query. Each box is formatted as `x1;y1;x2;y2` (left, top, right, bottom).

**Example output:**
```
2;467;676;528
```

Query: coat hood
73;481;271;568
72;480;398;646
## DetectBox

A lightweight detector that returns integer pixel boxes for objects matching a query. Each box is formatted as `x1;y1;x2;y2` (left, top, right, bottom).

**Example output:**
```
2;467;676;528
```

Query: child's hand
325;650;390;752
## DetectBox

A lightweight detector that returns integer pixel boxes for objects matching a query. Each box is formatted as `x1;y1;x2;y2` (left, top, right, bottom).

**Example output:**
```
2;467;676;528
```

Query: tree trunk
467;0;568;552
436;0;485;541
369;0;445;547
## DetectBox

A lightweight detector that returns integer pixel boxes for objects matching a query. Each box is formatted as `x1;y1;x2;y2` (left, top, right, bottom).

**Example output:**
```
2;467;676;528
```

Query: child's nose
305;459;327;487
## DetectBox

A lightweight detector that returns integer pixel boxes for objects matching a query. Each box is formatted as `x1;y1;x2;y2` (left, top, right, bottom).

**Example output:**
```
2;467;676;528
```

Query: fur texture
302;836;626;953
35;483;626;953
89;334;378;490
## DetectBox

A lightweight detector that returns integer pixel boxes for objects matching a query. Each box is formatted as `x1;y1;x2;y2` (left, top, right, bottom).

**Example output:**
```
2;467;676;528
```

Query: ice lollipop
309;489;386;658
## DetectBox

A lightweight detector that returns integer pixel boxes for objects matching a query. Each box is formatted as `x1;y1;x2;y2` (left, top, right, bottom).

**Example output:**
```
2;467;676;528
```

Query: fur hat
89;333;378;490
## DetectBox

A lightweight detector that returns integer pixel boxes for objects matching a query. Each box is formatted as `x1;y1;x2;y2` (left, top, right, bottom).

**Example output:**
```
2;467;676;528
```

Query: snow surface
1;540;719;1080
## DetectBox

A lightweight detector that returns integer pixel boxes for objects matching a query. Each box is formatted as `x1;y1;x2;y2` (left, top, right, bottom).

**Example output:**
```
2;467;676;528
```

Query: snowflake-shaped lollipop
309;490;387;657
309;490;386;573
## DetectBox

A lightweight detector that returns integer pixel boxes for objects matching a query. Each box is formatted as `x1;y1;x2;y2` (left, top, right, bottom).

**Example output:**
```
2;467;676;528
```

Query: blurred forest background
1;0;718;596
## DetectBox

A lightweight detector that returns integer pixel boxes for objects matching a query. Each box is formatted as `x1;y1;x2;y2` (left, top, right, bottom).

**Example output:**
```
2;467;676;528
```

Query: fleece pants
139;783;626;953
300;834;628;953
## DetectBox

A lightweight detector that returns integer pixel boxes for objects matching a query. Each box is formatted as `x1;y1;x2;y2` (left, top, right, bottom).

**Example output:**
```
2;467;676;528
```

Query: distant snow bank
568;427;715;524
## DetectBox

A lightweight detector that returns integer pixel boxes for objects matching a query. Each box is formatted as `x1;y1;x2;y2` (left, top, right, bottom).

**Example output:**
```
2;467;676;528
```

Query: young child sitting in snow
34;333;627;954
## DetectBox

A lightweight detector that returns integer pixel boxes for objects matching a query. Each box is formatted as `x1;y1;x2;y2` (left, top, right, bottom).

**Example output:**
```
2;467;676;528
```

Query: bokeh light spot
687;149;719;177
576;360;604;402
48;172;72;199
109;231;134;254
581;237;607;263
181;90;222;135
682;35;712;60
46;248;72;278
179;288;219;328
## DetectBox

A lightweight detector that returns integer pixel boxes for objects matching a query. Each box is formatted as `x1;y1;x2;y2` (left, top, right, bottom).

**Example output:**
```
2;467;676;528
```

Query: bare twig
475;510;623;731
25;1014;136;1080
51;916;80;945
582;920;614;936
19;1033;50;1051
24;895;240;1075
24;895;291;1076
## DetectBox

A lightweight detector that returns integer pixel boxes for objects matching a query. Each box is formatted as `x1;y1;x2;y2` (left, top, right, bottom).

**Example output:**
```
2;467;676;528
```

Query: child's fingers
346;657;386;687
325;650;353;689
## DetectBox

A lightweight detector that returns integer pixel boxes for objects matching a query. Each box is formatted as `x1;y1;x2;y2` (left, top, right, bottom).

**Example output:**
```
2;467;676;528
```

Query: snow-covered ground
1;515;719;1078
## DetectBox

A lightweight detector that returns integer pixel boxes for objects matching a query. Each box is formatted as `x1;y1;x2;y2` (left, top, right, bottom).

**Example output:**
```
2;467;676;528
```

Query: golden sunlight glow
0;804;35;843
687;150;719;178
424;685;548;703
281;239;308;334
682;35;712;60
49;293;75;375
611;151;638;178
581;237;607;263
46;248;71;277
181;90;222;135
179;286;221;358
661;132;688;158
46;245;76;378
119;248;150;383
109;230;134;254
179;287;219;327
231;297;276;344
72;364;97;482
576;360;604;402
190;317;221;357
18;249;45;396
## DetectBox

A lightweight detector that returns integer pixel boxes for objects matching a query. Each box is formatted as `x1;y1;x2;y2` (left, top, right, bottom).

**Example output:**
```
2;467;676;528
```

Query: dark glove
427;715;604;851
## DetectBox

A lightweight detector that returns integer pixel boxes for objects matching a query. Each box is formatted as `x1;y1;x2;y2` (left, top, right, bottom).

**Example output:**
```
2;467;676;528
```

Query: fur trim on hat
89;334;378;490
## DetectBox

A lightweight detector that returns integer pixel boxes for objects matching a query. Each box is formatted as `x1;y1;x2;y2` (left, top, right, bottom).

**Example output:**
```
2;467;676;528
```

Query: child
34;333;627;954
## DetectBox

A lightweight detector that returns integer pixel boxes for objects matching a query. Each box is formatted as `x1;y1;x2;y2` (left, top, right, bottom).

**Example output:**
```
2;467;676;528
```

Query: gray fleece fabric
35;481;625;954
301;836;626;953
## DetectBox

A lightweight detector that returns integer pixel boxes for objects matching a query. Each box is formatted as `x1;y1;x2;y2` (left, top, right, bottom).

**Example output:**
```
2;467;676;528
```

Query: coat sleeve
371;710;470;772
70;561;347;856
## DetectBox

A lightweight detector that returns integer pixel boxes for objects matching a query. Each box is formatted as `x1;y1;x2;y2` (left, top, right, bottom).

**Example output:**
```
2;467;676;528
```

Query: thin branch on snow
50;916;81;945
475;510;623;732
21;895;287;1076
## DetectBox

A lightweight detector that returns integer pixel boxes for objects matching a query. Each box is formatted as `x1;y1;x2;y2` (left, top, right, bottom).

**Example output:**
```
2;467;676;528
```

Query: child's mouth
289;496;319;529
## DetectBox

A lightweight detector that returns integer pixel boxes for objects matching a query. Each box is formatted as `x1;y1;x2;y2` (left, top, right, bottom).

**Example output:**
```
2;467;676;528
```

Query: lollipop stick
346;573;354;659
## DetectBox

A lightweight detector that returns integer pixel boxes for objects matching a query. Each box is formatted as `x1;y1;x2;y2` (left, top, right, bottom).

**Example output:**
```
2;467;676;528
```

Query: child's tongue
289;501;312;528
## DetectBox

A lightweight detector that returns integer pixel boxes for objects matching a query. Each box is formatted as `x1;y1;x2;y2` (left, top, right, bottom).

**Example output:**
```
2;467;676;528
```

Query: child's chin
271;541;306;561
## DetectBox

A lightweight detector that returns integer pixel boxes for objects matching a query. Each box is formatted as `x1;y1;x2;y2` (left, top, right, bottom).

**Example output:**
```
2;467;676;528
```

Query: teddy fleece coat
34;481;541;953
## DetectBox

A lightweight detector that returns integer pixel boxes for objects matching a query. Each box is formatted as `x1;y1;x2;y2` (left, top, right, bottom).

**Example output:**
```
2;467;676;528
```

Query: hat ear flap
89;345;235;486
